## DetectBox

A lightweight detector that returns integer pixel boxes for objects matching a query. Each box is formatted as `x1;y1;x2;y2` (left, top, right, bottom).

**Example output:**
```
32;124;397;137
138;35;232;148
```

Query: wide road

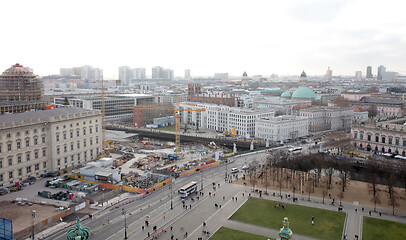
46;150;270;240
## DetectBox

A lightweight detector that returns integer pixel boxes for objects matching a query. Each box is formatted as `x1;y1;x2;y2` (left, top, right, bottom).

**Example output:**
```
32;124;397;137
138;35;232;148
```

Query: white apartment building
255;115;309;142
180;103;274;137
152;66;174;80
0;107;102;187
119;66;146;86
155;94;188;104
299;106;353;133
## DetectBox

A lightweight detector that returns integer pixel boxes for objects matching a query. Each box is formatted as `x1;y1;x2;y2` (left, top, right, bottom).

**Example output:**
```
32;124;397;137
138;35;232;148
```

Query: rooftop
0;107;97;124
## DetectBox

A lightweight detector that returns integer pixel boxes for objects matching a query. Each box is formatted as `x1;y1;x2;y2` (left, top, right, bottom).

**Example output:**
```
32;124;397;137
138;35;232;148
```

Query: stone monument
66;217;91;240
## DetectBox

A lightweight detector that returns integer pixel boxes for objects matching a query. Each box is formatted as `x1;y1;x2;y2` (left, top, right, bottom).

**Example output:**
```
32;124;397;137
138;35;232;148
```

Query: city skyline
1;0;405;78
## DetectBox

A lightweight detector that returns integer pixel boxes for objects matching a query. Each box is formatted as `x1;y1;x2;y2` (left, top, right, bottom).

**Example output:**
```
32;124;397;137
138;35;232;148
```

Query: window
35;151;39;159
25;130;29;135
42;136;46;144
56;134;60;142
42;149;46;157
0;174;2;182
42;127;45;132
83;128;86;136
96;126;98;132
63;132;66;140
71;143;74;151
64;145;67;153
389;138;393;145
90;149;93;158
77;153;81;161
43;162;47;168
57;159;60;165
0;160;2;168
18;169;22;176
34;129;37;134
77;142;80;149
89;127;92;134
34;138;38;145
25;139;30;147
96;137;99;144
382;137;386;144
26;166;31;173
367;135;371;141
8;157;12;166
83;139;86;147
71;155;74;162
64;157;68;164
56;147;60;155
396;139;400;146
76;129;80;137
0;144;2;153
16;132;20;137
84;151;87;160
90;138;93;146
7;133;11;138
70;131;73;138
360;134;363;140
17;141;21;149
8;143;12;151
26;153;30;161
35;164;39;171
376;136;379;142
56;126;59;130
17;155;22;163
9;171;13;179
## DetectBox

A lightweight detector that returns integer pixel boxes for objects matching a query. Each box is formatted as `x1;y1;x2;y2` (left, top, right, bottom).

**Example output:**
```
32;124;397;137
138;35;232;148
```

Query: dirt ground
234;168;406;212
0;201;57;233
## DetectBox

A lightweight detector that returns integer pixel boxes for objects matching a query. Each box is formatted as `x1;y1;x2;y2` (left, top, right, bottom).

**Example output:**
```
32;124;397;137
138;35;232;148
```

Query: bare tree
388;187;399;215
367;159;380;211
334;96;350;107
306;177;313;201
338;191;344;206
325;167;334;189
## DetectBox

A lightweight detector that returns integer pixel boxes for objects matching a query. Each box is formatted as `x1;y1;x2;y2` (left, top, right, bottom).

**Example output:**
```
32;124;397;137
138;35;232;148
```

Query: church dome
300;71;307;77
281;91;292;97
243;71;247;77
291;86;316;99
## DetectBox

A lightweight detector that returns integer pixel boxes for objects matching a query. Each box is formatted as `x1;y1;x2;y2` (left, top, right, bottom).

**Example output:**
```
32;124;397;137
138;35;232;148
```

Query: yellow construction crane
115;97;205;157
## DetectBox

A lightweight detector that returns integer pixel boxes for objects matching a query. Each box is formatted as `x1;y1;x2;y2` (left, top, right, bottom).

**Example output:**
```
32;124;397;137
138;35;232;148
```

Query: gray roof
0;107;95;123
359;97;404;105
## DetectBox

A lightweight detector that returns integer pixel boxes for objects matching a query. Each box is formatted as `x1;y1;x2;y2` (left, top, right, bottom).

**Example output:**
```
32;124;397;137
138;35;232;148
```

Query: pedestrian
242;193;244;197
148;232;150;237
379;212;382;216
223;196;225;200
235;197;237;201
185;232;188;238
369;211;371;216
355;209;357;212
190;204;192;209
282;205;285;210
232;197;234;201
142;226;144;231
170;226;173;231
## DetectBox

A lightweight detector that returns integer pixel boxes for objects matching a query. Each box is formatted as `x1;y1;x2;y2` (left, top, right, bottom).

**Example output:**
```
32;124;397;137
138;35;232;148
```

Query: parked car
41;172;57;178
242;165;249;170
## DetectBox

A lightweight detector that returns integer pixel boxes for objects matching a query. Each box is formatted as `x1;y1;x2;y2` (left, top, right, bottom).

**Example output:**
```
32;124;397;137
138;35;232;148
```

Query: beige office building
0;107;102;187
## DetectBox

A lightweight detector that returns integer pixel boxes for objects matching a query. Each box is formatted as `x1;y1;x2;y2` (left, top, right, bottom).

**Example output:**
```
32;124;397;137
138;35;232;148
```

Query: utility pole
31;210;36;240
122;208;128;239
201;170;203;191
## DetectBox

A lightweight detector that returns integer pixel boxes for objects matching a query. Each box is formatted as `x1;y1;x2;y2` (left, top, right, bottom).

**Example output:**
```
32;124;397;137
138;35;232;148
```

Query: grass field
363;217;406;240
230;197;345;240
210;227;274;240
158;125;176;131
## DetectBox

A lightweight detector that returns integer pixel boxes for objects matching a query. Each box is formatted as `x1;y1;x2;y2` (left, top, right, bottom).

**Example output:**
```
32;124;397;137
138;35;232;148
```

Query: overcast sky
1;0;405;78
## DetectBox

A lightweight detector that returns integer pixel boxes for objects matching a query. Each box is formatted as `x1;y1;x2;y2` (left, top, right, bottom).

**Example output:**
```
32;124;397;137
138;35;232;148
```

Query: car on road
241;165;249;170
231;168;239;173
40;172;57;178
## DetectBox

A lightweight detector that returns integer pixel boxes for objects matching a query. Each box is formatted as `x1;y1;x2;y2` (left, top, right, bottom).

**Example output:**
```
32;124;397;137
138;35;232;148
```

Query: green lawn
210;227;274;240
230;197;345;240
363;217;406;240
157;125;176;131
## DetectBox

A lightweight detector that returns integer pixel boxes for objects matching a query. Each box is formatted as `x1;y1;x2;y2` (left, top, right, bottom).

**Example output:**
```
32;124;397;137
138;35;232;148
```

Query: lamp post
225;159;228;179
201;169;203;191
122;208;128;239
31;210;36;240
170;184;173;210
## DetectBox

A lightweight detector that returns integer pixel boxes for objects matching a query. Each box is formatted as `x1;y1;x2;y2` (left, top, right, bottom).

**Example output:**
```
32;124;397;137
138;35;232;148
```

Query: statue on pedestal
66;217;91;240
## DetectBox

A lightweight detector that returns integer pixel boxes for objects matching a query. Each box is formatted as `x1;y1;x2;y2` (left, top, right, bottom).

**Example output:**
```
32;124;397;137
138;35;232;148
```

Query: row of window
0;149;47;168
56;148;98;166
55;125;99;142
0;162;46;182
56;137;99;155
54;120;98;131
353;132;406;146
2;128;45;139
0;136;46;153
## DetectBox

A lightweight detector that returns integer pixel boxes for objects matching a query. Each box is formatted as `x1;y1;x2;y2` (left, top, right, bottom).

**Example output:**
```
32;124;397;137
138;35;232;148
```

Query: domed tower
299;70;307;86
0;63;45;113
241;71;249;88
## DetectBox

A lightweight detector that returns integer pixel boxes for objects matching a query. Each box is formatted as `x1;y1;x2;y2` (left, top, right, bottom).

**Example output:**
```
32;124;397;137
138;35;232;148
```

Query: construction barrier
179;161;220;178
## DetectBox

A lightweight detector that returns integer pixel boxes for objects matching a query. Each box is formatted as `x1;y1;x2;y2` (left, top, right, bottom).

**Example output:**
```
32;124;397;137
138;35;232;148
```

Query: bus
178;181;197;198
288;147;302;154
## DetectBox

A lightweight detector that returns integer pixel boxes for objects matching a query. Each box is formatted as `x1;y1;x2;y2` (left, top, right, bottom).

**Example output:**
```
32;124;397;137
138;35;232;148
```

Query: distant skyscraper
119;66;146;86
60;65;102;80
366;66;373;78
152;66;174;80
185;69;191;79
377;65;386;80
355;71;362;79
325;67;332;81
241;71;249;87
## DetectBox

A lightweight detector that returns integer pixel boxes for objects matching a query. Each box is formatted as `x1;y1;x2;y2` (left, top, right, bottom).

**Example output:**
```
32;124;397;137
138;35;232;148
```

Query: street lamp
122;208;128;239
170;184;173;210
200;169;203;191
31;210;36;240
225;159;228;179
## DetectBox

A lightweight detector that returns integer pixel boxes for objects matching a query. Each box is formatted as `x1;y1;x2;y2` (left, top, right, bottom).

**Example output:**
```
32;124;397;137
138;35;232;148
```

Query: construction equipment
115;96;205;157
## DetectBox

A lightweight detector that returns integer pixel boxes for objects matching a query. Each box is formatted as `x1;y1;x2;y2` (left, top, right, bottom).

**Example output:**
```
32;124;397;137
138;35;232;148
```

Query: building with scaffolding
0;63;46;114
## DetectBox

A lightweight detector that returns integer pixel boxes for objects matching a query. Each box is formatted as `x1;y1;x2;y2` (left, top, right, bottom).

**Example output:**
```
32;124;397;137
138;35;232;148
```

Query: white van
231;168;239;173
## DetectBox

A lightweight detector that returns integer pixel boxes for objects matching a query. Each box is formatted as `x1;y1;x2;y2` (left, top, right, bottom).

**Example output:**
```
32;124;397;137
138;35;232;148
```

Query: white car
231;168;239;173
242;165;249;170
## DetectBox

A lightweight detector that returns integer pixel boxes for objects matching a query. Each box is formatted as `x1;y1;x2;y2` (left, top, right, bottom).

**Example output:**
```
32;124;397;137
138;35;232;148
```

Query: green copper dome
281;91;292;97
291;86;316;99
